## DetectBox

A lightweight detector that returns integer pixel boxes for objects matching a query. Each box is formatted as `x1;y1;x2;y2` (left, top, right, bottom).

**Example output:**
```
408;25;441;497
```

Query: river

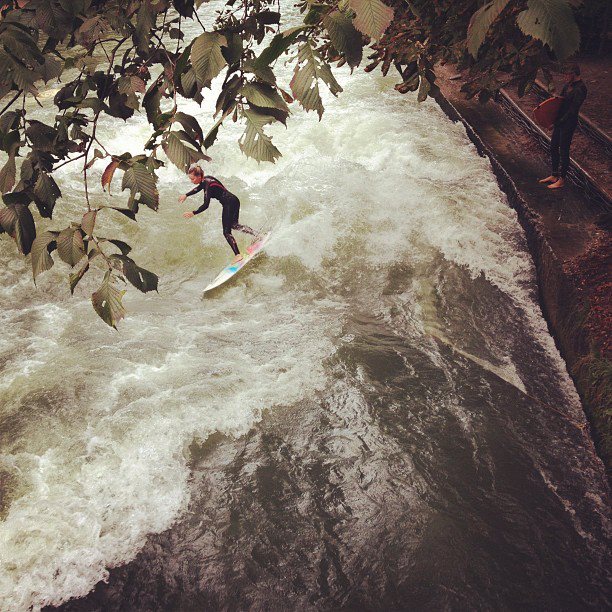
0;6;610;611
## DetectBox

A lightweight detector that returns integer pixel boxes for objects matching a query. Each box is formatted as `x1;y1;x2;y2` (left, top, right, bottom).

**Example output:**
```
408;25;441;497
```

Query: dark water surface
53;263;611;611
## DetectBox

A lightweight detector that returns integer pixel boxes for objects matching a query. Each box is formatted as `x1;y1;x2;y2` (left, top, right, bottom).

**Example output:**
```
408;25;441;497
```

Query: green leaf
516;0;580;60
38;55;64;83
191;32;227;86
290;41;342;119
91;271;126;329
173;0;195;17
34;0;72;38
173;41;193;87
26;121;57;152
100;206;137;221
203;106;234;150
467;0;511;58
109;84;135;119
242;82;289;114
174;129;200;151
57;226;86;267
1;130;20;157
174;112;204;144
121;163;159;211
323;10;363;69
215;74;242;116
3;191;31;207
82;210;97;236
77;97;105;113
58;0;92;17
222;33;243;66
0;26;44;65
347;0;394;40
0;204;36;255
255;10;281;25
253;26;305;70
69;261;89;294
19;157;34;183
135;0;156;54
180;67;199;98
33;172;61;218
143;80;164;125
0;156;16;194
117;75;144;110
107;238;132;255
154;112;173;131
75;55;105;75
0;51;38;95
112;254;158;293
162;132;202;172
0;111;20;134
244;59;277;84
31;230;58;280
239;109;281;163
76;15;110;47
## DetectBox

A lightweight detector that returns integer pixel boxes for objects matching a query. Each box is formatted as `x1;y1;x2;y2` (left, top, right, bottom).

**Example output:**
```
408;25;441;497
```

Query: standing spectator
539;64;588;190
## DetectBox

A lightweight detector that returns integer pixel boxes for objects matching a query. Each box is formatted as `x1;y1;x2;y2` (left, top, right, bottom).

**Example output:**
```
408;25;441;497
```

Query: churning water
1;7;611;611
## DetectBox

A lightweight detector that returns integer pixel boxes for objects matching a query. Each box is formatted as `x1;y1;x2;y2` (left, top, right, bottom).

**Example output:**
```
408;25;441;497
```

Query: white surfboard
203;232;271;293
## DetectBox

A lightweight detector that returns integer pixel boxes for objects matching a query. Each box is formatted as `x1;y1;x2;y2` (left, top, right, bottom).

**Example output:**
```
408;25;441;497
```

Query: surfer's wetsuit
551;80;587;179
186;176;256;255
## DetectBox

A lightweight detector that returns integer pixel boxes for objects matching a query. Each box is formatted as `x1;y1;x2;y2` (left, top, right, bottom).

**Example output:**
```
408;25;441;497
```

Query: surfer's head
188;164;204;184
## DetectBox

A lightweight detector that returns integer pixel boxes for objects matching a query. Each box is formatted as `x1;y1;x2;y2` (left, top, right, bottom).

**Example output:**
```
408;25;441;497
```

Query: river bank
434;65;611;475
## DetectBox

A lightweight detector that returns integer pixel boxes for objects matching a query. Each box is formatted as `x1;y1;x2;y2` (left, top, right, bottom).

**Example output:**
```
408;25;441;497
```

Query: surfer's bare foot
232;254;244;263
539;175;557;184
548;178;565;189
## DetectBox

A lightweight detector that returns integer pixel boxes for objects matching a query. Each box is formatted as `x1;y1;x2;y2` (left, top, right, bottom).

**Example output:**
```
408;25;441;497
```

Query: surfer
539;64;587;190
179;165;257;263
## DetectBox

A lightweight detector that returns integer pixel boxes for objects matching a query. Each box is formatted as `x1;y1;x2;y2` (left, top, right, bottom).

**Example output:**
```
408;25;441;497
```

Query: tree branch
54;152;87;171
0;90;23;116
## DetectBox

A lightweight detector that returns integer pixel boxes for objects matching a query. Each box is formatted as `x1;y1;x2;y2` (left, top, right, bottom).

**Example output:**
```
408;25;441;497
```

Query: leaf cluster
0;0;393;327
0;0;594;327
364;0;588;104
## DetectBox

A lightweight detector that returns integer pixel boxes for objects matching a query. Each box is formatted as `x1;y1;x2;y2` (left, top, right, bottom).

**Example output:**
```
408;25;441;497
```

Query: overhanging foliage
0;0;590;326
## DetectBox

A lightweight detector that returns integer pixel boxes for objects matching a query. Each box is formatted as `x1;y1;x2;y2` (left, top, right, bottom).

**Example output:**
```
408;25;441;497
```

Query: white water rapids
1;7;610;612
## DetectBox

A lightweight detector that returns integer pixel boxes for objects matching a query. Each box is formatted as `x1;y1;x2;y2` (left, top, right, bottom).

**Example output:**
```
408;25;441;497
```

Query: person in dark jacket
179;165;257;263
539;64;588;190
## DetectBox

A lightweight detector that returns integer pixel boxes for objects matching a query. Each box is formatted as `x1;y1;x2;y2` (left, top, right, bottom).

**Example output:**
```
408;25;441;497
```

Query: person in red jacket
179;165;257;263
539;64;588;190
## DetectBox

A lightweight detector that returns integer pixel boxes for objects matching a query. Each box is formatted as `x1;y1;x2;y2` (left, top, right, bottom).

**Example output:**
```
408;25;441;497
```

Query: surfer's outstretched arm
185;182;205;198
192;182;211;215
182;183;210;218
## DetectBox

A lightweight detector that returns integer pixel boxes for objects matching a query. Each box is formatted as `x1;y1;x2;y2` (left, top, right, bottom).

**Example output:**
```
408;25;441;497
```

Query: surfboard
533;96;563;130
203;232;271;293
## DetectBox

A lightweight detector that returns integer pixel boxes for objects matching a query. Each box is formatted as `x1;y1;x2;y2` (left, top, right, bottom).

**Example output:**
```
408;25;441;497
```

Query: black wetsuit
551;80;587;179
186;176;255;255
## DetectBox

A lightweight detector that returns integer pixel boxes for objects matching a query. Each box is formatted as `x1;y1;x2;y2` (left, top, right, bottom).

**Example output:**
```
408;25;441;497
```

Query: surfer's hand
183;211;195;219
178;194;187;203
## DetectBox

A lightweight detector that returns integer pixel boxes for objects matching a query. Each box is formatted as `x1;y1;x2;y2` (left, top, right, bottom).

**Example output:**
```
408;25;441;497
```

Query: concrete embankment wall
434;90;611;475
